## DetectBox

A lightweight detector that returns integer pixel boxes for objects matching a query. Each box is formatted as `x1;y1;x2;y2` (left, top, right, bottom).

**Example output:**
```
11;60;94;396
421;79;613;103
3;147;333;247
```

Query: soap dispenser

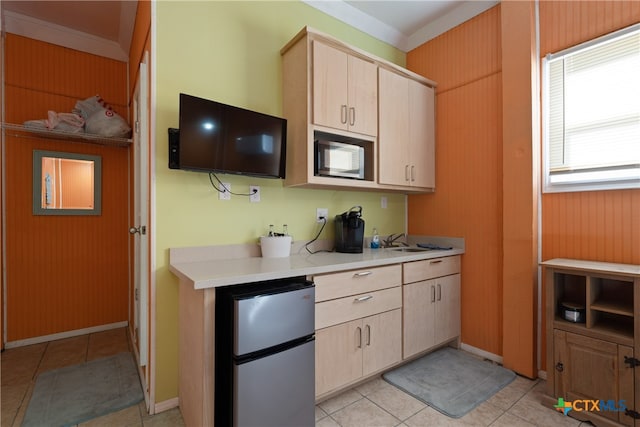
371;228;380;249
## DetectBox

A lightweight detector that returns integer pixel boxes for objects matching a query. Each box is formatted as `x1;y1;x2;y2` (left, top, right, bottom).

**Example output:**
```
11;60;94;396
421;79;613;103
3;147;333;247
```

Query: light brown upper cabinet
378;68;435;189
281;26;436;193
313;41;378;137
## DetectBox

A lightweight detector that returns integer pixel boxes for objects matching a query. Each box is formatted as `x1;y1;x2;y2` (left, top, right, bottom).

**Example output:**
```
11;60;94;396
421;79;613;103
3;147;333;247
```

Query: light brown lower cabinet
315;308;401;396
403;269;461;359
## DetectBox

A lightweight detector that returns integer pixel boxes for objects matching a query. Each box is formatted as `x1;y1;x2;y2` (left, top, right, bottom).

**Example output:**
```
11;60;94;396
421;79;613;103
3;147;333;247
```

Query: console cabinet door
315;319;362;396
555;331;634;426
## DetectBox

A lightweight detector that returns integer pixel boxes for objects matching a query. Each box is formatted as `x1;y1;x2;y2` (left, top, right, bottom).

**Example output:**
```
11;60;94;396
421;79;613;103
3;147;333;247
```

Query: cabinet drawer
316;287;401;330
403;256;460;284
314;264;402;302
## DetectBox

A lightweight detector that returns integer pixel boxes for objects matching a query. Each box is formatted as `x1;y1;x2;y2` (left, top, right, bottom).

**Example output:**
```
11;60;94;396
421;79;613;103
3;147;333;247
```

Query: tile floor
3;331;590;427
1;327;184;427
316;373;591;427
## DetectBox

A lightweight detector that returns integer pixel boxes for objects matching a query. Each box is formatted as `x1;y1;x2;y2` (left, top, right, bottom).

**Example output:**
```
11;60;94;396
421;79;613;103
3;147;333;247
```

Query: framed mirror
33;150;102;215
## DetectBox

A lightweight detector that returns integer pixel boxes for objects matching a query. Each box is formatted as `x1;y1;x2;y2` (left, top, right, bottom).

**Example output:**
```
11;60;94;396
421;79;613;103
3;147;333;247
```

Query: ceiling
305;0;499;51
1;0;498;61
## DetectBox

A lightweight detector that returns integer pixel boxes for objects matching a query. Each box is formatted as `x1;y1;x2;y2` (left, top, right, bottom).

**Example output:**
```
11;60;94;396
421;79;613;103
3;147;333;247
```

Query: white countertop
170;247;465;290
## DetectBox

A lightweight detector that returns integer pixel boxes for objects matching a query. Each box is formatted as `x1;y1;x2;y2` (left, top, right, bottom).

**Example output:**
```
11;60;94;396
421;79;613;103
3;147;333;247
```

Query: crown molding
406;1;499;51
302;0;499;53
3;10;128;62
302;0;410;51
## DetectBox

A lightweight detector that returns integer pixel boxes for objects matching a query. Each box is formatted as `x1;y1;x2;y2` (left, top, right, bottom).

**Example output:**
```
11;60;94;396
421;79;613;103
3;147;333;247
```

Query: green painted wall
154;1;407;401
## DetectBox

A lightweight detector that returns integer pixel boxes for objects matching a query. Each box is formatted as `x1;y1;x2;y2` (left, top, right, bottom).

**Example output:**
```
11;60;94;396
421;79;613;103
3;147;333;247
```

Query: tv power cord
209;172;258;197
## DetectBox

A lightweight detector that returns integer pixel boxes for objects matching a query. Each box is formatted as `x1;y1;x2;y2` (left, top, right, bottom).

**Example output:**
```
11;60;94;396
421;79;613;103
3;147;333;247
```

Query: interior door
131;57;149;366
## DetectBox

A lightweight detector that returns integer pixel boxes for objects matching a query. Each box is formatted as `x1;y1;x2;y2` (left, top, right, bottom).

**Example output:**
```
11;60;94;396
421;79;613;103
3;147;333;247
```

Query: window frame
542;23;640;193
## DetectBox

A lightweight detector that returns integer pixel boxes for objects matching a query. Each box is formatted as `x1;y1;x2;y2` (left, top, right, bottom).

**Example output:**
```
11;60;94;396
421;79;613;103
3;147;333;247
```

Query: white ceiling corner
303;0;500;53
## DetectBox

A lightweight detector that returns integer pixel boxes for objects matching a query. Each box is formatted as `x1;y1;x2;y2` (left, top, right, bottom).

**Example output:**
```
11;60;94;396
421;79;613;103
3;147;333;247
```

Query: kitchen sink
388;247;433;252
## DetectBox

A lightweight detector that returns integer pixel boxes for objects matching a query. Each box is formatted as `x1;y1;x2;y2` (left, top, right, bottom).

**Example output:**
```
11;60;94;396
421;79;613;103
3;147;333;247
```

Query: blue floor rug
22;352;143;427
383;347;515;418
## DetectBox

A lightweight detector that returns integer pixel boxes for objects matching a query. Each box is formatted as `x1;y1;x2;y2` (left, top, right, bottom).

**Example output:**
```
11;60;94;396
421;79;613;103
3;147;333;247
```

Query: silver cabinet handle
430;285;436;303
349;107;355;126
365;324;371;346
341;105;348;124
430;259;443;264
353;271;372;277
437;283;442;301
354;295;373;302
411;165;415;182
405;165;410;181
356;326;362;348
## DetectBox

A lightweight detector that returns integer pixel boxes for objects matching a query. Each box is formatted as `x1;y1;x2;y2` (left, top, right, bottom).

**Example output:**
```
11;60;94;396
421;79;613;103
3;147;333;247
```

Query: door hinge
624;356;640;368
135;288;139;301
625;409;640;419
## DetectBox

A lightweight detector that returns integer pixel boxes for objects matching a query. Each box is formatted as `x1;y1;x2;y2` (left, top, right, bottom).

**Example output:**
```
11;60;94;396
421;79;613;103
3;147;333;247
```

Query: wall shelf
1;123;132;148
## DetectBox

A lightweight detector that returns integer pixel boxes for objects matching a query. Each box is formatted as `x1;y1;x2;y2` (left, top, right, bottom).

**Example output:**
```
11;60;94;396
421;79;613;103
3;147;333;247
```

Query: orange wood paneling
538;1;640;373
500;0;538;378
4;34;129;342
407;5;504;357
129;0;151;103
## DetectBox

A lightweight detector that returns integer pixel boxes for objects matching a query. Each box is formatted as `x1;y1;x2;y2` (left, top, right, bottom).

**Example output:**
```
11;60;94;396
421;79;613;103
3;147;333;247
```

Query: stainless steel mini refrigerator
215;278;315;427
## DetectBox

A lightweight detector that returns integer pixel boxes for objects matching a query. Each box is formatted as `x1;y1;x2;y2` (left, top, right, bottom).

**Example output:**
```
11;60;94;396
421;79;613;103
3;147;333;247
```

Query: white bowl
259;235;292;258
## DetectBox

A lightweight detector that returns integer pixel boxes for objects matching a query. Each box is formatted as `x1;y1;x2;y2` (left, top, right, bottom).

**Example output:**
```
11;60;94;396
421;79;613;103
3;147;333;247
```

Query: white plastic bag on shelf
24;110;85;133
73;95;131;138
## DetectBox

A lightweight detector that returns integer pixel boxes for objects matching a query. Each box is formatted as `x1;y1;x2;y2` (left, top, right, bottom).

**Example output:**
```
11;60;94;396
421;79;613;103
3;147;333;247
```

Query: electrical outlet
219;183;231;200
249;185;260;202
316;208;328;223
381;196;388;209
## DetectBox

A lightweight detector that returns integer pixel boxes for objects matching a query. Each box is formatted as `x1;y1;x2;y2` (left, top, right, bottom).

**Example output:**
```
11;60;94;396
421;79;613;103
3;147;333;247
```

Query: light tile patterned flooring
3;330;590;427
1;327;184;427
316;373;592;427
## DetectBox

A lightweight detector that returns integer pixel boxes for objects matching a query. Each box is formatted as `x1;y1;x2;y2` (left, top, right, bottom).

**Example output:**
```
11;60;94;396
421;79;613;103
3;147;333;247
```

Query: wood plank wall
4;34;129;342
407;6;504;357
538;0;640;371
407;1;640;373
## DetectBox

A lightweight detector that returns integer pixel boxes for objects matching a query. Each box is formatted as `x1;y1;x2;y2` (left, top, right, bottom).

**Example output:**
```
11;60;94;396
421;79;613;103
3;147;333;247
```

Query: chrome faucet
382;233;409;248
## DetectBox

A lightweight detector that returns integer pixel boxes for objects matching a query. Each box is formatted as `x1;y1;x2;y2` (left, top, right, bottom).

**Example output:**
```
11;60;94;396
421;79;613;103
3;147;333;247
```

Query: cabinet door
434;274;461;345
313;41;348;131
378;68;410;186
408;80;435;188
403;280;436;359
555;331;634;425
434;274;460;344
362;309;402;376
347;55;377;136
315;319;362;396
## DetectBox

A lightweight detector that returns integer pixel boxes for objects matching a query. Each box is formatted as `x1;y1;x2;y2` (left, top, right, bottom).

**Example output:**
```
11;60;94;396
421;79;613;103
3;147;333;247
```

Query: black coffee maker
335;206;365;253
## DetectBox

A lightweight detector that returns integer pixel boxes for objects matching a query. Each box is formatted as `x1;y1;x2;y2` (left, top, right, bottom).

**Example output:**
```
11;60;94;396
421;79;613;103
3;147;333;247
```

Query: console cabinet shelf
543;258;640;427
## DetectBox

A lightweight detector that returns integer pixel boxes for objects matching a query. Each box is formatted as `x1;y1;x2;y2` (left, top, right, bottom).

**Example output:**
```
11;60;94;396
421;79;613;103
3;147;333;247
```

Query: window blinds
545;25;640;180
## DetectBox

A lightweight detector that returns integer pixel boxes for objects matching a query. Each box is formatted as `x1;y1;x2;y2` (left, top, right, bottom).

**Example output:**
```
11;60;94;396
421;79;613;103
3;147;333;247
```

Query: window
542;24;640;193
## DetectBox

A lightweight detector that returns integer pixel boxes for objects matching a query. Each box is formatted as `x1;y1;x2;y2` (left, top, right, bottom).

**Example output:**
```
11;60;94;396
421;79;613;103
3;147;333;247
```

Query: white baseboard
460;342;503;364
154;397;179;414
4;321;128;349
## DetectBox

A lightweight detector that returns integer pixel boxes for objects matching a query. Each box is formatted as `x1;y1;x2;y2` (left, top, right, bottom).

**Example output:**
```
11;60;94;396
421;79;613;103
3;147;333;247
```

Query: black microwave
314;140;365;180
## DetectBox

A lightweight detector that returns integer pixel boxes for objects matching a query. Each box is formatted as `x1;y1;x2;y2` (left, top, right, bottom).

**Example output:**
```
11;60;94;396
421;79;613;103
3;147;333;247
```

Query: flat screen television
169;93;287;178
